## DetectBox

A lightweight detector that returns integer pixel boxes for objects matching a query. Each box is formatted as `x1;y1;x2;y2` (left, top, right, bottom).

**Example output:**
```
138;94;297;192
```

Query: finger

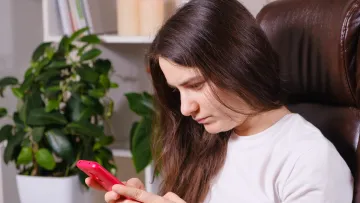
122;200;140;203
126;178;145;190
112;184;162;203
85;177;106;191
163;192;186;203
106;193;139;203
105;191;120;203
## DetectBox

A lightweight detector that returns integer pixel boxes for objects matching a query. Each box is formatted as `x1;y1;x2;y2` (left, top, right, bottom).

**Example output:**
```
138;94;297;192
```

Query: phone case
76;160;125;191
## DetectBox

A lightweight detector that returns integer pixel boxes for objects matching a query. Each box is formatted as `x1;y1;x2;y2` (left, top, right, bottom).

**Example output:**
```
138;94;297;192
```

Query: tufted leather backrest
257;0;360;201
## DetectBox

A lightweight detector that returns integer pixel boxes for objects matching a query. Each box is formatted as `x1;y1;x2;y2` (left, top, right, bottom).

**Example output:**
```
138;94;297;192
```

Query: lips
195;117;209;124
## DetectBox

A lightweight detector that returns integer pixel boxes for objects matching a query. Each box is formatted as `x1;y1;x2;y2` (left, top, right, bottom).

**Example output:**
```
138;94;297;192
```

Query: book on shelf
56;0;117;35
53;0;189;38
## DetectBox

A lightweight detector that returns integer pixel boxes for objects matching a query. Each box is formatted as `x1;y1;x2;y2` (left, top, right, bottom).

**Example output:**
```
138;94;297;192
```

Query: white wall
0;0;13;201
241;0;270;16
0;0;44;202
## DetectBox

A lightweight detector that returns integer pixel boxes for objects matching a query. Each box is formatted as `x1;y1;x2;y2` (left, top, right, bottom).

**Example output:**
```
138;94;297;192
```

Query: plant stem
30;142;39;176
31;149;38;176
65;166;69;177
104;117;116;136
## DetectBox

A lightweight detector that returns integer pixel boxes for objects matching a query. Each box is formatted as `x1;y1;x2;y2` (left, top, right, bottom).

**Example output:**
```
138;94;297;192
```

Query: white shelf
111;148;132;158
101;35;154;44
44;35;154;44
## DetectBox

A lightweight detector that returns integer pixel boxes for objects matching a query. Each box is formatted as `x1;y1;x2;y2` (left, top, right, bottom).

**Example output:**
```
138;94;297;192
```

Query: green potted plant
126;91;164;193
125;92;154;174
0;28;118;203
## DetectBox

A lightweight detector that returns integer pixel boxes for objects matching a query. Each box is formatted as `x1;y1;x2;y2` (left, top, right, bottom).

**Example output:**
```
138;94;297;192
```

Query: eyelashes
186;82;204;90
169;81;205;92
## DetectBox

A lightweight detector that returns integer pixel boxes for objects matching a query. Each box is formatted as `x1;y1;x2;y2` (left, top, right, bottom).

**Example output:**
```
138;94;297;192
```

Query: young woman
86;0;354;202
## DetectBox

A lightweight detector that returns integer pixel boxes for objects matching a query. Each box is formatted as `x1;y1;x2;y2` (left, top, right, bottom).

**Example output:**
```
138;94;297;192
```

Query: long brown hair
147;0;283;202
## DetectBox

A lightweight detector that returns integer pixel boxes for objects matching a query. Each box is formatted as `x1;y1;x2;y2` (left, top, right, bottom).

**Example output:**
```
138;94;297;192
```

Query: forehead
158;57;200;84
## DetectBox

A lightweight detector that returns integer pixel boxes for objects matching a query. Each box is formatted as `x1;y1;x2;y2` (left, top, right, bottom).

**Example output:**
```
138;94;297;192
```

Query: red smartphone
76;160;125;191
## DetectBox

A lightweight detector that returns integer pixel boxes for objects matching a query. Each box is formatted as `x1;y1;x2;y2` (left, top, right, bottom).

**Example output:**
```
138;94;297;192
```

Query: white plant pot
16;175;91;203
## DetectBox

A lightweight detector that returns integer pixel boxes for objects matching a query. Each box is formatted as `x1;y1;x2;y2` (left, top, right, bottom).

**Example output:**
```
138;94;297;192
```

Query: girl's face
159;57;254;134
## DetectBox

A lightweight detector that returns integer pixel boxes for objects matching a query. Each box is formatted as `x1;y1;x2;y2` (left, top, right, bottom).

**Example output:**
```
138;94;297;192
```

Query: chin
204;122;230;134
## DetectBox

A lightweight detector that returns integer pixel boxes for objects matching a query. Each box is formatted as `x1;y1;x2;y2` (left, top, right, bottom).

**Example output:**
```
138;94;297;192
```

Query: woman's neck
234;106;291;136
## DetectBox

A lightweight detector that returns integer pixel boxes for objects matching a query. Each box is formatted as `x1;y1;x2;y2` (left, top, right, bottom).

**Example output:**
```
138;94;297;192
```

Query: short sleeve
281;141;354;203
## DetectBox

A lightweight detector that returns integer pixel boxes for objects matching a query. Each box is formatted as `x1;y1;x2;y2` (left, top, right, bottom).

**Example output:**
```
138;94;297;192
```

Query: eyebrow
167;76;203;88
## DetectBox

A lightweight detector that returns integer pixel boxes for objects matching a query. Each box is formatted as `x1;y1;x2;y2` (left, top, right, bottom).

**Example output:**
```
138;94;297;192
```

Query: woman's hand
107;184;186;203
85;177;146;202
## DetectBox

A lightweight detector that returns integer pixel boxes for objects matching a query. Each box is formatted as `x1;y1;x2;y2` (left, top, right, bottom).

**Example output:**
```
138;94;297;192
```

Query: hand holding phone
76;160;125;191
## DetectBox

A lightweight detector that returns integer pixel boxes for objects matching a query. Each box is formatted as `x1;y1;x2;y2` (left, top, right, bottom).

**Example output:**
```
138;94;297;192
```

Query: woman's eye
187;82;204;90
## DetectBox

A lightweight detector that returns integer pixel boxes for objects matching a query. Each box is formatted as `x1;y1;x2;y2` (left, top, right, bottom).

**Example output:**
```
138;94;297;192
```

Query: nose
180;93;198;117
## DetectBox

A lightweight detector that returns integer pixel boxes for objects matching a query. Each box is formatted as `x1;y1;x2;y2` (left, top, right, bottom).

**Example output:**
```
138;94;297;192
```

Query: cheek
204;108;250;133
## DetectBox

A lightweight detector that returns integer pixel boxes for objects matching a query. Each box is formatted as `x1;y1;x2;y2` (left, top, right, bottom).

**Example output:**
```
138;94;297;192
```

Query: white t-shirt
204;113;354;203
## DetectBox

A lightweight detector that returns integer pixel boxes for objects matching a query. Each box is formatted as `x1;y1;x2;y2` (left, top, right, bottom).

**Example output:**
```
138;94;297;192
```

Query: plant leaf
36;70;61;83
94;147;116;175
34;58;51;73
78;108;93;122
65;121;105;138
35;148;56;170
104;161;117;176
44;85;61;98
92;99;104;115
45;60;68;70
69;82;86;93
17;147;33;165
80;48;101;61
77;44;89;57
80;34;101;44
131;117;152;173
143;92;153;101
24;68;34;79
27;108;67;126
110;82;119;88
45;129;74;163
0;77;18;87
13;112;25;130
58;36;70;55
4;131;26;164
0;108;7;118
66;94;86;122
0;125;13;143
95;147;113;161
80;95;96;106
45;99;60;112
69;27;89;42
99;74;110;89
94;59;111;74
93;136;114;150
32;42;52;61
129;122;139;152
77;67;99;83
81;138;95;161
125;92;154;116
88;89;105;98
19;90;43;123
19;75;35;93
21;137;31;147
32;127;45;142
11;87;24;99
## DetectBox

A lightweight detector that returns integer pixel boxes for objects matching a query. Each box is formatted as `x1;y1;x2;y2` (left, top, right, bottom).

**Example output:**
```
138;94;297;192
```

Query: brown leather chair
257;0;360;202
